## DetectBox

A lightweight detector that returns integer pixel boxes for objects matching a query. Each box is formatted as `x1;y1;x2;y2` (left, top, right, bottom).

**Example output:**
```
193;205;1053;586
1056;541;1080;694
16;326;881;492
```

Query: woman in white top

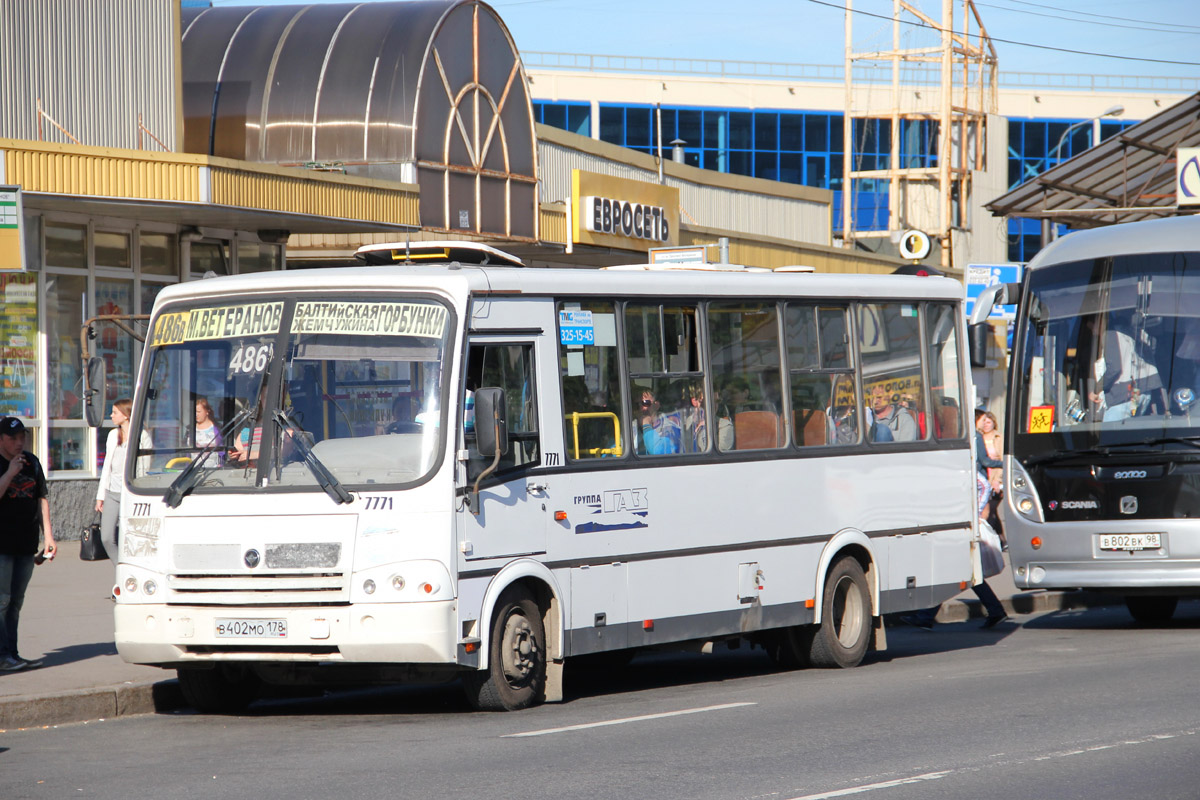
94;398;149;578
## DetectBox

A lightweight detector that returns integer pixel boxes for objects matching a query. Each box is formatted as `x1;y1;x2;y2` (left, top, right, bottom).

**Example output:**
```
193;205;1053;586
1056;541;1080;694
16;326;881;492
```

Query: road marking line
503;701;756;738
782;771;951;800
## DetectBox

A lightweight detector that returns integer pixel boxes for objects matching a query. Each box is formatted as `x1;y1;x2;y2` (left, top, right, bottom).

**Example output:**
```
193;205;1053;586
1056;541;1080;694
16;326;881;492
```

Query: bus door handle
526;481;548;495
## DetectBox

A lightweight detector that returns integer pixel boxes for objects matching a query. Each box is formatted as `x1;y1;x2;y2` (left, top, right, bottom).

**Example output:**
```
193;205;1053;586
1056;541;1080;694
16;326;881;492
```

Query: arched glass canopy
182;0;538;240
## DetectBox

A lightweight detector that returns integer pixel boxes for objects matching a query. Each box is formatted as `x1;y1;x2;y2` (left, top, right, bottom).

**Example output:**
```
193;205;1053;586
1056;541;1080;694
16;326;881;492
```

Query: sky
214;0;1200;83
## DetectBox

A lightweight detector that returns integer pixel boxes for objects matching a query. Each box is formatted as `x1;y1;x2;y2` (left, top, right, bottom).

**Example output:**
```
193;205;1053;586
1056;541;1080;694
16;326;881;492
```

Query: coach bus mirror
474;387;508;458
84;357;107;427
968;323;990;369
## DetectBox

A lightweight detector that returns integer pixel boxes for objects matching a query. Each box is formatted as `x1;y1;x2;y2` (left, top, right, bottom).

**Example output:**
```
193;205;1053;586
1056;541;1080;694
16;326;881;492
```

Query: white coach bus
106;242;979;712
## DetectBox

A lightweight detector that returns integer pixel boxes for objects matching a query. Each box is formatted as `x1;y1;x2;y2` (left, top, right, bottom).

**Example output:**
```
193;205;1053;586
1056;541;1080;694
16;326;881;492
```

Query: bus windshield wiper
273;409;353;505
1128;435;1200;451
164;406;254;508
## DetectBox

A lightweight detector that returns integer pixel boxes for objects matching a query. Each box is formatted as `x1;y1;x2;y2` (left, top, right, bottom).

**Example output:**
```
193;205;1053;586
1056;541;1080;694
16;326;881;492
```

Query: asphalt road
5;603;1200;800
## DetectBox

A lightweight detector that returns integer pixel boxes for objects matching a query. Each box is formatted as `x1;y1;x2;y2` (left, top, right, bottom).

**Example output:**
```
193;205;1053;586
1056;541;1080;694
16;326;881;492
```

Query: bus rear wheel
807;556;872;669
463;587;546;711
1125;595;1178;624
177;665;261;714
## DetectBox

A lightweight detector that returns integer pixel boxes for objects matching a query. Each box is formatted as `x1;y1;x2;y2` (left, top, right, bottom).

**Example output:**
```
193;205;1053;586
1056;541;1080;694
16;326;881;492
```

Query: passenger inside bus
869;385;917;442
635;386;681;455
1090;311;1164;421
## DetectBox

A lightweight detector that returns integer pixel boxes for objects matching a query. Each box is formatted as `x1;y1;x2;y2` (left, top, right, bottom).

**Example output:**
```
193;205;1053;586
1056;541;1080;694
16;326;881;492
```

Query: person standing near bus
95;399;149;579
0;416;55;671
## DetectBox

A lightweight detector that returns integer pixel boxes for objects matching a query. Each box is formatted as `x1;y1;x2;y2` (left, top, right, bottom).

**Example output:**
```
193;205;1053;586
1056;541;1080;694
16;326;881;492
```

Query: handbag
978;519;1005;579
79;514;108;561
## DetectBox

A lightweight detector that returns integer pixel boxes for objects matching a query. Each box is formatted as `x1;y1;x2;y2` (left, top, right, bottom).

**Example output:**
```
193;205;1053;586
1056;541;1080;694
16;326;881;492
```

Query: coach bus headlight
1012;472;1027;491
125;577;139;594
363;579;377;595
1009;460;1045;523
1018;497;1035;514
391;575;406;591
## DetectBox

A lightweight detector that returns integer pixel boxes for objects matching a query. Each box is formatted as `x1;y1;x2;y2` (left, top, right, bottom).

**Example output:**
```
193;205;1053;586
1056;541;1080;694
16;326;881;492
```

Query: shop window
46;273;86;421
191;240;230;277
95;231;131;270
237;241;281;273
140;233;177;277
45;223;86;268
95;278;136;403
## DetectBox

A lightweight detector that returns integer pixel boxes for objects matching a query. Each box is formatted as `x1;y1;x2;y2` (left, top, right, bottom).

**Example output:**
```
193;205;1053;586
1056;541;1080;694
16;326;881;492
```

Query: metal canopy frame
987;92;1200;227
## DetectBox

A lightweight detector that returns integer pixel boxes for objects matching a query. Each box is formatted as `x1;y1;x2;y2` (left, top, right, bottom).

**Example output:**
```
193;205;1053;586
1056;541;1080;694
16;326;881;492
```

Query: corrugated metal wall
0;0;180;151
537;140;831;246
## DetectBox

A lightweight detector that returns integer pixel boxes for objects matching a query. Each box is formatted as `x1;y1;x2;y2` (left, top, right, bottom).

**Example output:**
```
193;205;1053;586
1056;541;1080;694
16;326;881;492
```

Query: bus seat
936;404;959;439
734;410;783;449
794;409;827;446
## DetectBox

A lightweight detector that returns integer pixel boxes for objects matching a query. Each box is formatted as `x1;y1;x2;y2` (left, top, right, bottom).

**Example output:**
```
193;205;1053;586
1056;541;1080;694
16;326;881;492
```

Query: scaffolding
841;0;997;269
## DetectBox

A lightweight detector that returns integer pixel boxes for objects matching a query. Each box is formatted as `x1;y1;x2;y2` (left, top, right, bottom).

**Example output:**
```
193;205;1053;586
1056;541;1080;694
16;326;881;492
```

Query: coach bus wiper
272;410;353;505
1024;437;1200;468
1127;435;1200;451
164;406;254;508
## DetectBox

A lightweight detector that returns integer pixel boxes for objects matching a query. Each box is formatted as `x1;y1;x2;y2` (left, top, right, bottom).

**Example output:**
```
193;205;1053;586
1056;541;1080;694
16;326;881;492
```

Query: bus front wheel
177;665;261;714
807;556;872;669
1125;595;1178;625
463;587;547;711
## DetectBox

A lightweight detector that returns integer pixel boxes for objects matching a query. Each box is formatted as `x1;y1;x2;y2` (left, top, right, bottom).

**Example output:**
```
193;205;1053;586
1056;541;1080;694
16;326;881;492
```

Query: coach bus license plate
1098;533;1161;551
215;618;288;638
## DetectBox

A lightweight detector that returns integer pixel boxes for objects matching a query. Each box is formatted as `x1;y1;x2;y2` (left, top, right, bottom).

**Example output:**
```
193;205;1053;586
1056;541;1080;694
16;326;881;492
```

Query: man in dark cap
0;416;56;671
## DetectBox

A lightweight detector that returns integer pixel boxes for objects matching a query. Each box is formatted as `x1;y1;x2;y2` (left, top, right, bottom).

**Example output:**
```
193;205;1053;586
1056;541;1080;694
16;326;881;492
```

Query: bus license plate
215;618;288;638
1098;533;1161;551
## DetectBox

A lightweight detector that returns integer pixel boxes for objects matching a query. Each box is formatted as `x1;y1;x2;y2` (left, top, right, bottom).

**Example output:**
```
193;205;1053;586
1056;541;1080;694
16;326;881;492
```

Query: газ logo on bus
604;488;648;512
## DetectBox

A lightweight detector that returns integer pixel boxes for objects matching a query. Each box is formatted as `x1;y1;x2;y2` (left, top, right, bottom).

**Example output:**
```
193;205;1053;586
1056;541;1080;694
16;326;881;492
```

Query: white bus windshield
131;296;453;493
1015;252;1200;457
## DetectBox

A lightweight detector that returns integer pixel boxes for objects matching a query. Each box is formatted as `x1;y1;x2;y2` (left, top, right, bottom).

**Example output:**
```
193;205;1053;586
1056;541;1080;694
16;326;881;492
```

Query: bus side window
786;303;857;447
466;343;540;478
558;301;625;460
926;303;965;439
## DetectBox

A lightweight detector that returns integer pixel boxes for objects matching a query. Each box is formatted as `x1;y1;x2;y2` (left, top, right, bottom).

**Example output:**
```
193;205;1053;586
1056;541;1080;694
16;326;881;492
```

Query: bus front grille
167;572;348;603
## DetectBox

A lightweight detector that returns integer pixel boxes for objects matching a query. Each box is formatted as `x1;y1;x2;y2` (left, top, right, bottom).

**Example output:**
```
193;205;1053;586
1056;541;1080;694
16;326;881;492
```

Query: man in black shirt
0;416;56;671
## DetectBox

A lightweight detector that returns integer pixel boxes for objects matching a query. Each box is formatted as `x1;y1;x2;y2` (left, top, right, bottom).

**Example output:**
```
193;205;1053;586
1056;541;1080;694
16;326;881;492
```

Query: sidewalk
0;551;1118;731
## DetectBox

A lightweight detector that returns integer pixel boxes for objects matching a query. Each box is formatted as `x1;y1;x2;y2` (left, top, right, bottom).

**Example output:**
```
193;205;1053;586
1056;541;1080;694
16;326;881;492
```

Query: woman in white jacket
94;398;149;579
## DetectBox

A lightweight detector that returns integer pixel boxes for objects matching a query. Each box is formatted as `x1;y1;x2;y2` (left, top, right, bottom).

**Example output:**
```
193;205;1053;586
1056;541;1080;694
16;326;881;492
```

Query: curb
0;679;185;731
938;589;1122;623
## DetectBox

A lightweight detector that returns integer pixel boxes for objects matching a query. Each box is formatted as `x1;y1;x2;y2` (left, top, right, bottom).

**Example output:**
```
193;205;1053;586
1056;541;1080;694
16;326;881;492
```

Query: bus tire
807;556;871;669
1125;595;1178;624
177;665;261;714
463;587;546;711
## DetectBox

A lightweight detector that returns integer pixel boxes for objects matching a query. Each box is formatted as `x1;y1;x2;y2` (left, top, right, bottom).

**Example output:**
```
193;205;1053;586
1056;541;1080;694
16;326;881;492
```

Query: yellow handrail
566;411;623;459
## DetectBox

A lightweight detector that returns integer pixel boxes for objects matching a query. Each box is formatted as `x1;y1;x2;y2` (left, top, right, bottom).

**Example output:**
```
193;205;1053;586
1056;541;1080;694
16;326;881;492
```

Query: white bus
109;243;979;712
972;215;1200;623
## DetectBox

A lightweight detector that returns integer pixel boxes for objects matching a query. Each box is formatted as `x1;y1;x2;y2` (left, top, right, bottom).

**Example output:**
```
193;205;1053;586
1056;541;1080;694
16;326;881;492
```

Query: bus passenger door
458;339;548;560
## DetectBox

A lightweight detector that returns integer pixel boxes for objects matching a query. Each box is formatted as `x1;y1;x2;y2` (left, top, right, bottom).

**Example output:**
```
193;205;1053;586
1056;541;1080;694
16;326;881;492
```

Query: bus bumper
1013;559;1200;591
115;600;458;665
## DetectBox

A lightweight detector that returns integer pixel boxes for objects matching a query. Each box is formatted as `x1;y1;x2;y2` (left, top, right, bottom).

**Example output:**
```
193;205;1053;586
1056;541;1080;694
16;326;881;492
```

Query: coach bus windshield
130;296;453;494
1014;252;1200;462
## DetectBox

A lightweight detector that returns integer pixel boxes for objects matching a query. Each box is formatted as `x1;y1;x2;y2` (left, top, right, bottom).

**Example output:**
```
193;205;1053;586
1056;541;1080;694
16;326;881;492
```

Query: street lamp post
1040;104;1125;246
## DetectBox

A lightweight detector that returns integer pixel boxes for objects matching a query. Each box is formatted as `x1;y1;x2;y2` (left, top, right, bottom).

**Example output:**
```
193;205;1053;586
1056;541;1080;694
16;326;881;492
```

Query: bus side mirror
83;357;107;427
474;387;508;458
968;323;990;368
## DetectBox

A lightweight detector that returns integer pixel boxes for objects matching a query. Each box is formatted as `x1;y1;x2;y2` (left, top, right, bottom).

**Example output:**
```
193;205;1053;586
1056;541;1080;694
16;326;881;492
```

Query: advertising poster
0;273;38;416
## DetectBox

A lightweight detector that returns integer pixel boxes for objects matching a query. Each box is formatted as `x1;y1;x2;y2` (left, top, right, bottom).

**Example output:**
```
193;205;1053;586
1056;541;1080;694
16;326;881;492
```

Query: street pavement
0;548;1118;731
